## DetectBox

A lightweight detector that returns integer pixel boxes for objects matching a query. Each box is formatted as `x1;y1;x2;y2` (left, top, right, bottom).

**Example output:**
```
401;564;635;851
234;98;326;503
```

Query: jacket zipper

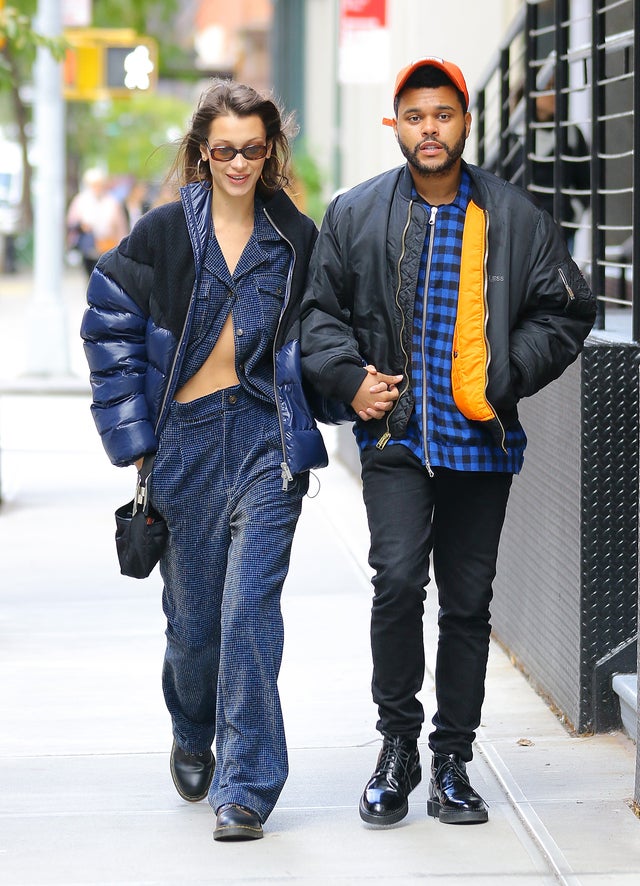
481;210;507;454
155;190;208;436
557;266;575;302
264;206;296;491
375;201;414;451
419;205;438;478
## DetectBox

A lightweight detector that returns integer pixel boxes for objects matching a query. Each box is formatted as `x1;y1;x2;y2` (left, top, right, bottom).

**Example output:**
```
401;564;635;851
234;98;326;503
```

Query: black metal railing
470;0;637;341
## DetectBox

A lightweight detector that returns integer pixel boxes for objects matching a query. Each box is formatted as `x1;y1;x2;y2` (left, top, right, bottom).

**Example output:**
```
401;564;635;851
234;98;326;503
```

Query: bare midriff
173;313;239;402
174;215;253;404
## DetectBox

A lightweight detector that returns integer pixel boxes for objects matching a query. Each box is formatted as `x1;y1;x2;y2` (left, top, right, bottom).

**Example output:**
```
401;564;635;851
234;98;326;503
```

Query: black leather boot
427;753;488;824
214;804;263;841
170;739;215;802
359;735;421;825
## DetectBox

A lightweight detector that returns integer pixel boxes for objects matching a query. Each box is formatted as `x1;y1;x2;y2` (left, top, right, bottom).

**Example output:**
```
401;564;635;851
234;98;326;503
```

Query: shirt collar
253;196;282;242
412;166;472;211
202;197;281;278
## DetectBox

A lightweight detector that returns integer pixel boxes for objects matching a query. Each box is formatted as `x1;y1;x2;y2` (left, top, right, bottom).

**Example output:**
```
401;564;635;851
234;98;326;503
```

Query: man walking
301;57;595;825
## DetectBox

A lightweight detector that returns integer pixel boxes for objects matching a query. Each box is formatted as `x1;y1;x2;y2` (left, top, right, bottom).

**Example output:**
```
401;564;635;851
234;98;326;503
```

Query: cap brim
394;58;469;108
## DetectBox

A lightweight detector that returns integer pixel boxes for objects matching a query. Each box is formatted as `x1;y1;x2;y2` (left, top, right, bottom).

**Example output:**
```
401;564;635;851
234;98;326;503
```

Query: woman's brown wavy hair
170;79;297;199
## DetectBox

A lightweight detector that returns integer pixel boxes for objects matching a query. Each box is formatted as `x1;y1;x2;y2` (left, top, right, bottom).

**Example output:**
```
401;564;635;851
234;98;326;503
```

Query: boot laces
377;737;415;779
434;754;470;785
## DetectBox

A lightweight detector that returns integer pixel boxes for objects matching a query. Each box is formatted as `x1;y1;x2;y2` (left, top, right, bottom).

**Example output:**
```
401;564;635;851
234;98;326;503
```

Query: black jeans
360;443;513;761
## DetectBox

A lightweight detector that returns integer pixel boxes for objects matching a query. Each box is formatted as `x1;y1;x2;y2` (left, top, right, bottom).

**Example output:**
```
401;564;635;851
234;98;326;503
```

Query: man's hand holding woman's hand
351;365;403;421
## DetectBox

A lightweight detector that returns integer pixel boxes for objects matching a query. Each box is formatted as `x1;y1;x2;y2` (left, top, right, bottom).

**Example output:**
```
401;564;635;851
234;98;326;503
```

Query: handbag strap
133;453;156;516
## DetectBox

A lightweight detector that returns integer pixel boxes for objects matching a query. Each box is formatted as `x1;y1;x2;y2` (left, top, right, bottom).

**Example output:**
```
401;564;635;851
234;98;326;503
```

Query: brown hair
170;79;297;198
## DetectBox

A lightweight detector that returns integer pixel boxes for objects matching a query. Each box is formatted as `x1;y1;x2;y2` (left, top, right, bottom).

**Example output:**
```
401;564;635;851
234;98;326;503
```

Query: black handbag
115;454;168;579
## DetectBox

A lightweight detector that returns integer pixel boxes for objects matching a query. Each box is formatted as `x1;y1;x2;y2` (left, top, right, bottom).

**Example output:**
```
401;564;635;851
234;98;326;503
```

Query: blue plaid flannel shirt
356;169;526;473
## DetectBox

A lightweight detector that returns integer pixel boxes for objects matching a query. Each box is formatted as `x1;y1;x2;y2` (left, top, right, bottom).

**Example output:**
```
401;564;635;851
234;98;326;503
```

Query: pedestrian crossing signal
106;44;155;90
63;28;158;101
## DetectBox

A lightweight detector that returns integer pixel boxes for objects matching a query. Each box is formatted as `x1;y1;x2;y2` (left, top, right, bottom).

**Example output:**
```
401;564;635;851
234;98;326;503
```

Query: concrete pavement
1;269;640;884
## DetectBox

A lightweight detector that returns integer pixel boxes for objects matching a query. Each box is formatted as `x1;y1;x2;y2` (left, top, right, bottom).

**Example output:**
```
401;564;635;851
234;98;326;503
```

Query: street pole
27;0;69;376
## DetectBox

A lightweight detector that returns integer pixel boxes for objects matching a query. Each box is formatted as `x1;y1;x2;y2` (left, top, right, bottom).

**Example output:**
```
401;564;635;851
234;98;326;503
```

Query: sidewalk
1;270;640;885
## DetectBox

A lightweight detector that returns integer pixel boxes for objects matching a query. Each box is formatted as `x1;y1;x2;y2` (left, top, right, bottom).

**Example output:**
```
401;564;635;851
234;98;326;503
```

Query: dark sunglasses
205;139;268;162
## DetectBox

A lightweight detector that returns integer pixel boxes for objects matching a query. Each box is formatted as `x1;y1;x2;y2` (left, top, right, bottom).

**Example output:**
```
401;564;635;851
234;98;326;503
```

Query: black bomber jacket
300;162;596;445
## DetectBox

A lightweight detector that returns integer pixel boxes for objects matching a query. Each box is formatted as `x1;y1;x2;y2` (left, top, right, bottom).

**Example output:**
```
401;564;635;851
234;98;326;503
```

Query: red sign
341;0;386;28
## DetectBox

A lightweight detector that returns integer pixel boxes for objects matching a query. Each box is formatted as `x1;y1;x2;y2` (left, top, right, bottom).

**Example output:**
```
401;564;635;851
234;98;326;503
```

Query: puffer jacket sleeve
81;253;158;467
508;210;596;399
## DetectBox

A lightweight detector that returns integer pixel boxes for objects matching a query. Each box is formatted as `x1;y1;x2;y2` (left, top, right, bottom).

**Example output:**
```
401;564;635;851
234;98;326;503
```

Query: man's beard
398;131;467;177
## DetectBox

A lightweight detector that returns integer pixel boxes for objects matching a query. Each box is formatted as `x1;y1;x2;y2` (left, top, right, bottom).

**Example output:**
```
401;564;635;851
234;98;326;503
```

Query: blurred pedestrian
81;80;326;841
301;56;596;827
67;168;128;277
123;179;151;231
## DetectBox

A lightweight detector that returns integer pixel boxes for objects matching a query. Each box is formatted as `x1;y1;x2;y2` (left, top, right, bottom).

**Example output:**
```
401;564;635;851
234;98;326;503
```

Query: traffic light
63;28;158;101
0;0;7;51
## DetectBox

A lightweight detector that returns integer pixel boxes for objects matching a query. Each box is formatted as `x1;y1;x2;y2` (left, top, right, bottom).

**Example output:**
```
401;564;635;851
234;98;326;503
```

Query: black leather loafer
427;753;489;824
170;739;215;802
359;735;421;825
213;803;263;841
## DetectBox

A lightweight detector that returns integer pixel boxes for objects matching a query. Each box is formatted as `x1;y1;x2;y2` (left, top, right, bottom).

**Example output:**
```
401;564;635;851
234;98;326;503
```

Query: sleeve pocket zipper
558;266;575;303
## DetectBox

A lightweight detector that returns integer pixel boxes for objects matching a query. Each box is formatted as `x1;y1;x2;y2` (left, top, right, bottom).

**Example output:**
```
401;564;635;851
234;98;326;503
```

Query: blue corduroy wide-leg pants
150;385;307;822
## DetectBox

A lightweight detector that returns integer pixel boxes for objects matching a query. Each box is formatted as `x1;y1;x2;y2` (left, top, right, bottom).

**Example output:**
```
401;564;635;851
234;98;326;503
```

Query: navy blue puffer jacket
81;182;328;488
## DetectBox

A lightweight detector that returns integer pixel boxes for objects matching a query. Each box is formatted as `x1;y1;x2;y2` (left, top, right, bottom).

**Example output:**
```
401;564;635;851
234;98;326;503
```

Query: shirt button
228;394;237;404
237;328;243;336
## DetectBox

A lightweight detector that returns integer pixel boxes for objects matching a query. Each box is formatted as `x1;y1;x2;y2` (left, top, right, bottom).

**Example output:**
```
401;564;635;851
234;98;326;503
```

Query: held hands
351;365;403;421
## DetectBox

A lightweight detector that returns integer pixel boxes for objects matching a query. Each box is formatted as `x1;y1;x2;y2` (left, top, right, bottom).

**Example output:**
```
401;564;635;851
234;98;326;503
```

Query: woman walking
81;80;326;841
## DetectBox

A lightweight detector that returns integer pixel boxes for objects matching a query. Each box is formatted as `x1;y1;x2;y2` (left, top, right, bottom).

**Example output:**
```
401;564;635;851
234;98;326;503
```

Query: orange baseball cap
382;56;469;126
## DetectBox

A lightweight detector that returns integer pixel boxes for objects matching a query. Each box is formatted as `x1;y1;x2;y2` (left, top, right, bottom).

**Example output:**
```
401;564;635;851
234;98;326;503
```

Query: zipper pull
429;206;438;225
376;431;391;450
558;266;575;301
280;461;293;491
